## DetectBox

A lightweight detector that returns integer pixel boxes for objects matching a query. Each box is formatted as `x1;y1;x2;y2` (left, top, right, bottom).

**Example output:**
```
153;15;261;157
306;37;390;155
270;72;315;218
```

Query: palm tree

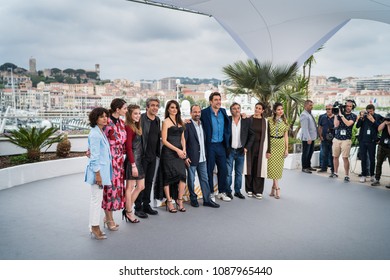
4;127;63;161
223;59;298;116
278;75;308;136
302;46;324;97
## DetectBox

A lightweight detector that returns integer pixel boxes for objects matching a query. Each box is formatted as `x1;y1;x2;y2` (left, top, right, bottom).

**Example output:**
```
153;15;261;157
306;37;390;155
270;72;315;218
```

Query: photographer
318;104;334;174
371;113;390;188
330;100;357;182
356;104;381;183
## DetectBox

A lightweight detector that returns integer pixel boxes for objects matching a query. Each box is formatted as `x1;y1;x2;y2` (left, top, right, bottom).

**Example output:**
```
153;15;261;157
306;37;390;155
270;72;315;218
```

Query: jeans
320;140;334;172
226;148;245;193
206;143;228;194
187;161;212;203
360;142;376;176
301;141;315;169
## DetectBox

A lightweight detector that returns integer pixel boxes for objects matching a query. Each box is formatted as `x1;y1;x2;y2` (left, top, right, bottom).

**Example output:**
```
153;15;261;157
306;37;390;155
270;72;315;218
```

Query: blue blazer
84;126;113;186
201;106;231;150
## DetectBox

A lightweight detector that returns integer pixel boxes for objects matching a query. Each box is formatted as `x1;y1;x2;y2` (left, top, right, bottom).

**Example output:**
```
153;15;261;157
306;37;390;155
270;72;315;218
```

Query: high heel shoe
90;226;107;240
176;198;186;212
122;209;140;223
269;186;276;197
103;217;119;228
165;200;177;213
103;219;119;231
275;188;281;199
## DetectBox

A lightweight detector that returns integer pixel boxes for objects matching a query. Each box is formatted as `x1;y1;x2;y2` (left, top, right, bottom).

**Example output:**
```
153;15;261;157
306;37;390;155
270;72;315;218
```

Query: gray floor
1;169;390;260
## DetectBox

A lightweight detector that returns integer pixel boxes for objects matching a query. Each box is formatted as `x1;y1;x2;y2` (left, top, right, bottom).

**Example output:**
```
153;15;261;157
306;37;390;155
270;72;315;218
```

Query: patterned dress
102;117;126;211
267;117;289;179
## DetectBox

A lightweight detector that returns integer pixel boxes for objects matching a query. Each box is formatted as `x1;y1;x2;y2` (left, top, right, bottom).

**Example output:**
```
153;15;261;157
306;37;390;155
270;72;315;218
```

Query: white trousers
89;184;103;228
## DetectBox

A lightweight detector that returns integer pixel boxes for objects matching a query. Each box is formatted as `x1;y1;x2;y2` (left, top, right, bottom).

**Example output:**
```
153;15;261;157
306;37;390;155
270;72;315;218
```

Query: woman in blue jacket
85;107;113;240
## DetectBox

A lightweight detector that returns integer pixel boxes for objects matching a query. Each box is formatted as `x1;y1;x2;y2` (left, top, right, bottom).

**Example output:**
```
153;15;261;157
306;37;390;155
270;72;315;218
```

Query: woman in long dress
103;98;127;230
122;104;145;223
161;100;187;213
245;102;270;199
267;102;289;199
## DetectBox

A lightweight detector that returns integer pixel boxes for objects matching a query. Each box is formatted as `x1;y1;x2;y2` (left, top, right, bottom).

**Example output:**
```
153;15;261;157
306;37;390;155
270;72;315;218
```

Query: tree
4;127;63;161
0;63;17;71
182;96;196;106
63;68;76;76
51;68;62;75
223;59;298;116
302;46;323;97
278;75;308;136
86;71;98;80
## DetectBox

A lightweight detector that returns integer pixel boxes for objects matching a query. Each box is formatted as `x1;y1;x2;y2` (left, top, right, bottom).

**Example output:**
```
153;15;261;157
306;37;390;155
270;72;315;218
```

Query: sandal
165;200;177;213
275;188;281;199
122;209;140;223
176;198;186;212
269;186;276;197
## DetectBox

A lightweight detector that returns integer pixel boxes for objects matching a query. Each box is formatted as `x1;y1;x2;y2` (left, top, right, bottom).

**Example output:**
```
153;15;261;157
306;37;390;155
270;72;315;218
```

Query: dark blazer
228;116;254;153
184;120;203;166
141;113;161;157
200;106;231;150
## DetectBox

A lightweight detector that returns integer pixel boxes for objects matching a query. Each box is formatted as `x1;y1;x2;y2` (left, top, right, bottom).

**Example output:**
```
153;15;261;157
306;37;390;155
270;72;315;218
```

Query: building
29;57;37;73
356;75;390;91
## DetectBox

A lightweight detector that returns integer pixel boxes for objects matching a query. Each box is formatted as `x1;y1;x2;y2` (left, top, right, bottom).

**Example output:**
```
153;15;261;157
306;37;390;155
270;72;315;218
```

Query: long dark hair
109;98;126;116
125;104;142;135
272;102;287;125
165;100;184;128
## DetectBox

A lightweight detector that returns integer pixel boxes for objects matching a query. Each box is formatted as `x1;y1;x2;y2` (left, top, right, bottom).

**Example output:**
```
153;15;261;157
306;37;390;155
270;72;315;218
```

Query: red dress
102;117;126;211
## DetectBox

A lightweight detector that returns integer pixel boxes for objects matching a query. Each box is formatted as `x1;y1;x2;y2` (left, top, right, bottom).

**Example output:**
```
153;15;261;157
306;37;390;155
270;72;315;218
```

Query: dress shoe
203;201;220;208
317;169;327;173
190;200;199;207
234;192;245;199
143;205;158;215
226;193;234;199
302;169;312;174
134;210;148;219
308;167;317;171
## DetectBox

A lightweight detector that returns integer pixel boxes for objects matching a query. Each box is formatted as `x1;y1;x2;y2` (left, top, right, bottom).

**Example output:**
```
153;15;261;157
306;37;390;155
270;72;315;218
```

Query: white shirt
191;119;206;163
231;117;242;149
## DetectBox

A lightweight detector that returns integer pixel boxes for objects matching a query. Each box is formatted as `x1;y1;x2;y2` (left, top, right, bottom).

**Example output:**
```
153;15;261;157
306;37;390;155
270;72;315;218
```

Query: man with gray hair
300;100;318;173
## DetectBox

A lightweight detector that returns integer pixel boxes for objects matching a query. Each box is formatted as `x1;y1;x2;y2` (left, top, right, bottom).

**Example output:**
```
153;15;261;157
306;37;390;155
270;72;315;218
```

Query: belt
270;135;283;139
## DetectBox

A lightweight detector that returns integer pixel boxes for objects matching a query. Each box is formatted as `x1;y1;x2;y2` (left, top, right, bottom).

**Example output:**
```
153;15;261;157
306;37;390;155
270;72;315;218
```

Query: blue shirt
318;113;335;140
210;107;224;143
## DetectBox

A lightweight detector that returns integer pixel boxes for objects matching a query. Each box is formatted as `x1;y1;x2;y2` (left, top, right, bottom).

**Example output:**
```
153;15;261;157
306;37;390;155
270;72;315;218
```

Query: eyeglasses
326;108;332;110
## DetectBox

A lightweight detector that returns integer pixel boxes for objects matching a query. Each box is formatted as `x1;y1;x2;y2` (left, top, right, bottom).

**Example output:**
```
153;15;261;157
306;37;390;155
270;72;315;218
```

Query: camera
332;101;346;115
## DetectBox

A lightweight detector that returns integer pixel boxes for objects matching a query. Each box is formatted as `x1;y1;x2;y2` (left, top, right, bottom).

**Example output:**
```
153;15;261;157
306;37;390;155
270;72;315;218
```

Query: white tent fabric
151;0;390;66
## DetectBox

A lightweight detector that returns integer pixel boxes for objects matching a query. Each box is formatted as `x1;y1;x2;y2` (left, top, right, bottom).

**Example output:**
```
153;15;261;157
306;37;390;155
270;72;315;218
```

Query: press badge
367;129;371;135
340;130;346;136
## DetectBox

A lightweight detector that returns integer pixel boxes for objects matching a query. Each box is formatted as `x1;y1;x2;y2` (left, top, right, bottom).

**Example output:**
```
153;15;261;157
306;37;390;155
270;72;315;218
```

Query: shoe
275;188;281;199
122;209;140;223
90;226;107;240
190;200;199;207
103;219;119;231
203;201;220;208
247;191;253;197
359;177;366;183
134;210;148;218
358;173;364;177
165;200;177;213
344;176;350;182
371;180;380;186
254;193;263;200
103;217;119;228
308;167;317;171
217;193;232;201
210;193;216;202
302;169;312;174
143;204;158;215
370;176;375;182
386;185;390;189
176;198;186;212
317;169;327;173
234;192;245;199
226;193;234;199
269;187;276;197
329;173;338;178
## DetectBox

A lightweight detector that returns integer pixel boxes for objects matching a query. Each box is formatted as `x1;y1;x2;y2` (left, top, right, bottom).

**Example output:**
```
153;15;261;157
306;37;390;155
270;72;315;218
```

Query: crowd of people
84;94;390;240
299;99;390;186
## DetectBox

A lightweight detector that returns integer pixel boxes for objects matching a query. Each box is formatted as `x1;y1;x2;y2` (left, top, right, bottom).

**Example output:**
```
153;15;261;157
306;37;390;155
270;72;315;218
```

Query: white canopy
148;0;390;66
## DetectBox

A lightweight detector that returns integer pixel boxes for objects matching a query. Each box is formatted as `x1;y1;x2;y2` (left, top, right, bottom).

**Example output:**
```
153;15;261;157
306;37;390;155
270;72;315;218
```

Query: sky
1;0;390;81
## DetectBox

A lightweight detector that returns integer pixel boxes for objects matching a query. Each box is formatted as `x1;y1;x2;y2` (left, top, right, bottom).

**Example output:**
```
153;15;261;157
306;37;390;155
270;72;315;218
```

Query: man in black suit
226;102;254;199
184;105;220;208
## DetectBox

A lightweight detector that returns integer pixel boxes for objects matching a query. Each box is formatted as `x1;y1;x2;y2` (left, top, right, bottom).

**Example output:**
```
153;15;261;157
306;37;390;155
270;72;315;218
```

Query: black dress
161;125;187;186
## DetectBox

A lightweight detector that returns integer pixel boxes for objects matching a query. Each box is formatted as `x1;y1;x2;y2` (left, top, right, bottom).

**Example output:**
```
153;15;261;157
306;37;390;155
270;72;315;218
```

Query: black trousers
245;155;265;194
301;140;315;169
374;145;390;181
135;156;157;210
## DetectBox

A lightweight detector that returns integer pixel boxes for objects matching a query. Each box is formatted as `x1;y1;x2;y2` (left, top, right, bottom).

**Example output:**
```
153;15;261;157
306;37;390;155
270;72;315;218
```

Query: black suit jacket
184;120;203;166
228;116;254;154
